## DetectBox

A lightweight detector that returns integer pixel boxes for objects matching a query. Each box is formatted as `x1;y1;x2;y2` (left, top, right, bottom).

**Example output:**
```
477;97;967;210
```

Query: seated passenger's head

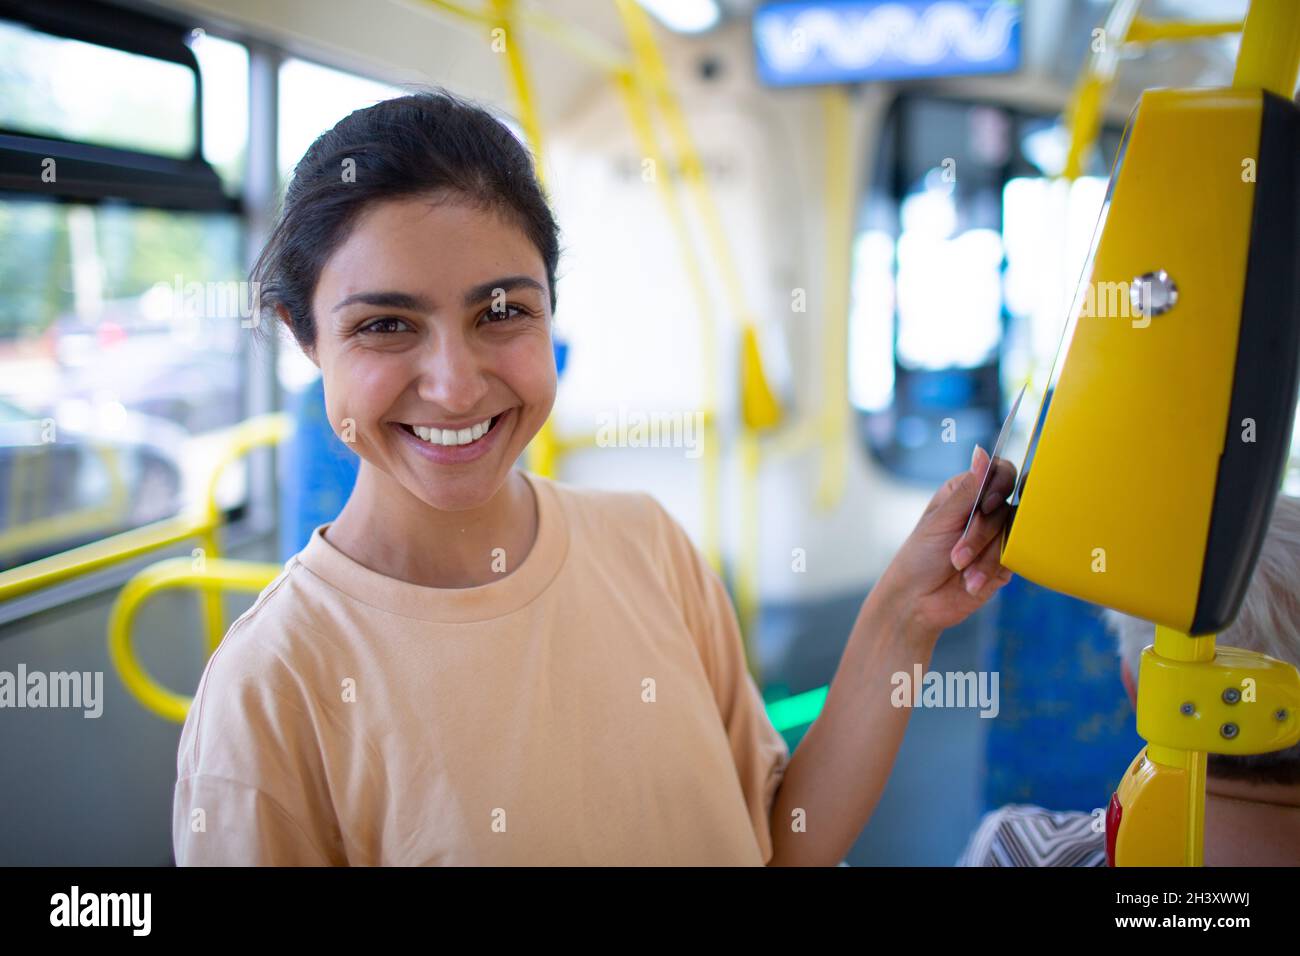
1104;494;1300;785
251;90;561;512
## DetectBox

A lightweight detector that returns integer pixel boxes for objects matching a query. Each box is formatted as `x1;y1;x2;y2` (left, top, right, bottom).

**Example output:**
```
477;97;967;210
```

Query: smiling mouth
398;413;503;447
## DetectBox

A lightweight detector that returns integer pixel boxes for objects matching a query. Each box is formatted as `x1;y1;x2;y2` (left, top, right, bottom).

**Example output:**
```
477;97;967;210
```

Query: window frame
0;0;266;624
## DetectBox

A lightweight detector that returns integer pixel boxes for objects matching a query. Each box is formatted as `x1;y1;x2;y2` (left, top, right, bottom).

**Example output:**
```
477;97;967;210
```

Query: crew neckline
295;470;569;624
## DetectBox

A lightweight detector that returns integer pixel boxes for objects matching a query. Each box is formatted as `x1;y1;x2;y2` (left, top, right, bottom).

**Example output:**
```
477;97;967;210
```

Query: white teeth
408;416;495;446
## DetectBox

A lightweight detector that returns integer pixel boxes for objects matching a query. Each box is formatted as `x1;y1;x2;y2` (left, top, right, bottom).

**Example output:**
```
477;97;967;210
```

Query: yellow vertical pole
1145;624;1216;865
611;69;723;575
816;86;853;511
1232;0;1300;97
488;0;559;479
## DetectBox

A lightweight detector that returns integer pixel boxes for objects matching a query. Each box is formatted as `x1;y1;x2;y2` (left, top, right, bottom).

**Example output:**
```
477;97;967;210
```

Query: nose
414;331;490;416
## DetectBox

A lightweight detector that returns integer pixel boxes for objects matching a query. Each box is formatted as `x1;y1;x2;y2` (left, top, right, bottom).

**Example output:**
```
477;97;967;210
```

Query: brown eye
481;304;529;324
359;317;411;334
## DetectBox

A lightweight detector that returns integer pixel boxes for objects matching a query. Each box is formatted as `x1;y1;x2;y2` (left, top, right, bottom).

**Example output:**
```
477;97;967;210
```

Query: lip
391;409;512;465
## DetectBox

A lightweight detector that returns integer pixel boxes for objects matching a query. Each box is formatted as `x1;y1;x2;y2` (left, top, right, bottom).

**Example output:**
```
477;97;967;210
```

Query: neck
1202;776;1300;866
1205;775;1300;809
326;464;537;588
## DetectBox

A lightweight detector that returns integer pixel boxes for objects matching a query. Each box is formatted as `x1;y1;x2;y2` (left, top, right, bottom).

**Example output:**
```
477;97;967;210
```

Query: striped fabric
956;804;1107;867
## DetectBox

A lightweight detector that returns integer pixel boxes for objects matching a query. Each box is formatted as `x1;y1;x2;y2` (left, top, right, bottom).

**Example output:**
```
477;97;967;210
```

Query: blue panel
907;369;977;408
982;576;1144;813
753;0;1022;88
279;377;360;561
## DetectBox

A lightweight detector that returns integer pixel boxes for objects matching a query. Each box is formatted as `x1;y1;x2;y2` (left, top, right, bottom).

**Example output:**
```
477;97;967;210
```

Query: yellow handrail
608;66;724;573
0;412;290;603
614;0;782;436
107;557;283;722
612;0;757;652
1062;1;1246;181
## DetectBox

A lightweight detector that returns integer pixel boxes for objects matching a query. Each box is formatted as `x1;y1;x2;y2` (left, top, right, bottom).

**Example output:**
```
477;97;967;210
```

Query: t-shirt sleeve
173;607;344;866
174;774;335;865
647;495;791;864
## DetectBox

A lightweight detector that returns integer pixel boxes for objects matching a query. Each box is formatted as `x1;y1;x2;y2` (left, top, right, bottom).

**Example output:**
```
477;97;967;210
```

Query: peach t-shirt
172;471;789;865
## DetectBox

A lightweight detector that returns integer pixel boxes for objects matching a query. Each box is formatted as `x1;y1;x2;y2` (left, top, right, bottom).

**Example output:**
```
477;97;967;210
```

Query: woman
172;89;1015;866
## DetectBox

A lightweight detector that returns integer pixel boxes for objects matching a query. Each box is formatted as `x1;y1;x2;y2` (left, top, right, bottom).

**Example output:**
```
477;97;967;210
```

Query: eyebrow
332;290;432;313
460;275;546;308
331;276;546;313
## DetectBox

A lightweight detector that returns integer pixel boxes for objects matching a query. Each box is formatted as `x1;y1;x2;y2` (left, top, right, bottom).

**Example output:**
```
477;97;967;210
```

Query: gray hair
1102;495;1300;784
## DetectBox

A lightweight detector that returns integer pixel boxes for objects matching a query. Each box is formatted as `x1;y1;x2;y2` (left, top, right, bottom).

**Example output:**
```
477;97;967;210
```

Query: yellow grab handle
108;558;282;723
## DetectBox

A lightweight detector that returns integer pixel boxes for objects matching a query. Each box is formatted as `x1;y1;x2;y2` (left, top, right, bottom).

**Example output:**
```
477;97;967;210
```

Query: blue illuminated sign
753;0;1022;87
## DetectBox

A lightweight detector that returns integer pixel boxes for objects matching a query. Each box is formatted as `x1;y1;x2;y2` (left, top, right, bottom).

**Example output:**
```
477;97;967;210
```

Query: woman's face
308;194;555;512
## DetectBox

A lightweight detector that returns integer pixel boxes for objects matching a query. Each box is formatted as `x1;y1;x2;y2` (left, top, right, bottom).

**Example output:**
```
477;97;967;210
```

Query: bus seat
982;575;1144;813
279;376;360;561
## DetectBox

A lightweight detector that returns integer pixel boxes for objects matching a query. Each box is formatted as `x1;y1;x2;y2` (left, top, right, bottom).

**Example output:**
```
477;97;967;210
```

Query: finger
953;455;1016;546
962;564;1014;601
951;494;1011;570
961;535;1012;597
923;463;978;519
933;469;985;532
924;444;989;519
978;458;1017;515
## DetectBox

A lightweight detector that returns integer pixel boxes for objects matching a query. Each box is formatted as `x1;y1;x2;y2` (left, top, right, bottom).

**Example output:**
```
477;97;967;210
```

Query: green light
765;685;827;733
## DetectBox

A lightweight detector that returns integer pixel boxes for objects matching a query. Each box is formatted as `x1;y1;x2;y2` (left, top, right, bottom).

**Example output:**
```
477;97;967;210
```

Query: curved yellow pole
196;412;291;650
108;557;283;722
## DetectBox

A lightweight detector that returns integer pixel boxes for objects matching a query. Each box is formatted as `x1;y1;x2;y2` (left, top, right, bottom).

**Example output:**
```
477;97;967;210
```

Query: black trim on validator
1192;91;1300;635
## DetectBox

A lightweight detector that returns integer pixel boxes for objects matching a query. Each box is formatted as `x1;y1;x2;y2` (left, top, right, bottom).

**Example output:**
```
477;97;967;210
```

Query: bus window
850;93;1126;485
0;13;248;571
0;18;195;158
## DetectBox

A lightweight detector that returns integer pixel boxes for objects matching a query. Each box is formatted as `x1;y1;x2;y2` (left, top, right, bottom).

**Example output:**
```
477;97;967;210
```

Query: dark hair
251;88;561;351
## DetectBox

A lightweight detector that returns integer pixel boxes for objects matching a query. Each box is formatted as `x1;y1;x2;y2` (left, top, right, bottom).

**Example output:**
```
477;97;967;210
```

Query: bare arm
767;446;1016;866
